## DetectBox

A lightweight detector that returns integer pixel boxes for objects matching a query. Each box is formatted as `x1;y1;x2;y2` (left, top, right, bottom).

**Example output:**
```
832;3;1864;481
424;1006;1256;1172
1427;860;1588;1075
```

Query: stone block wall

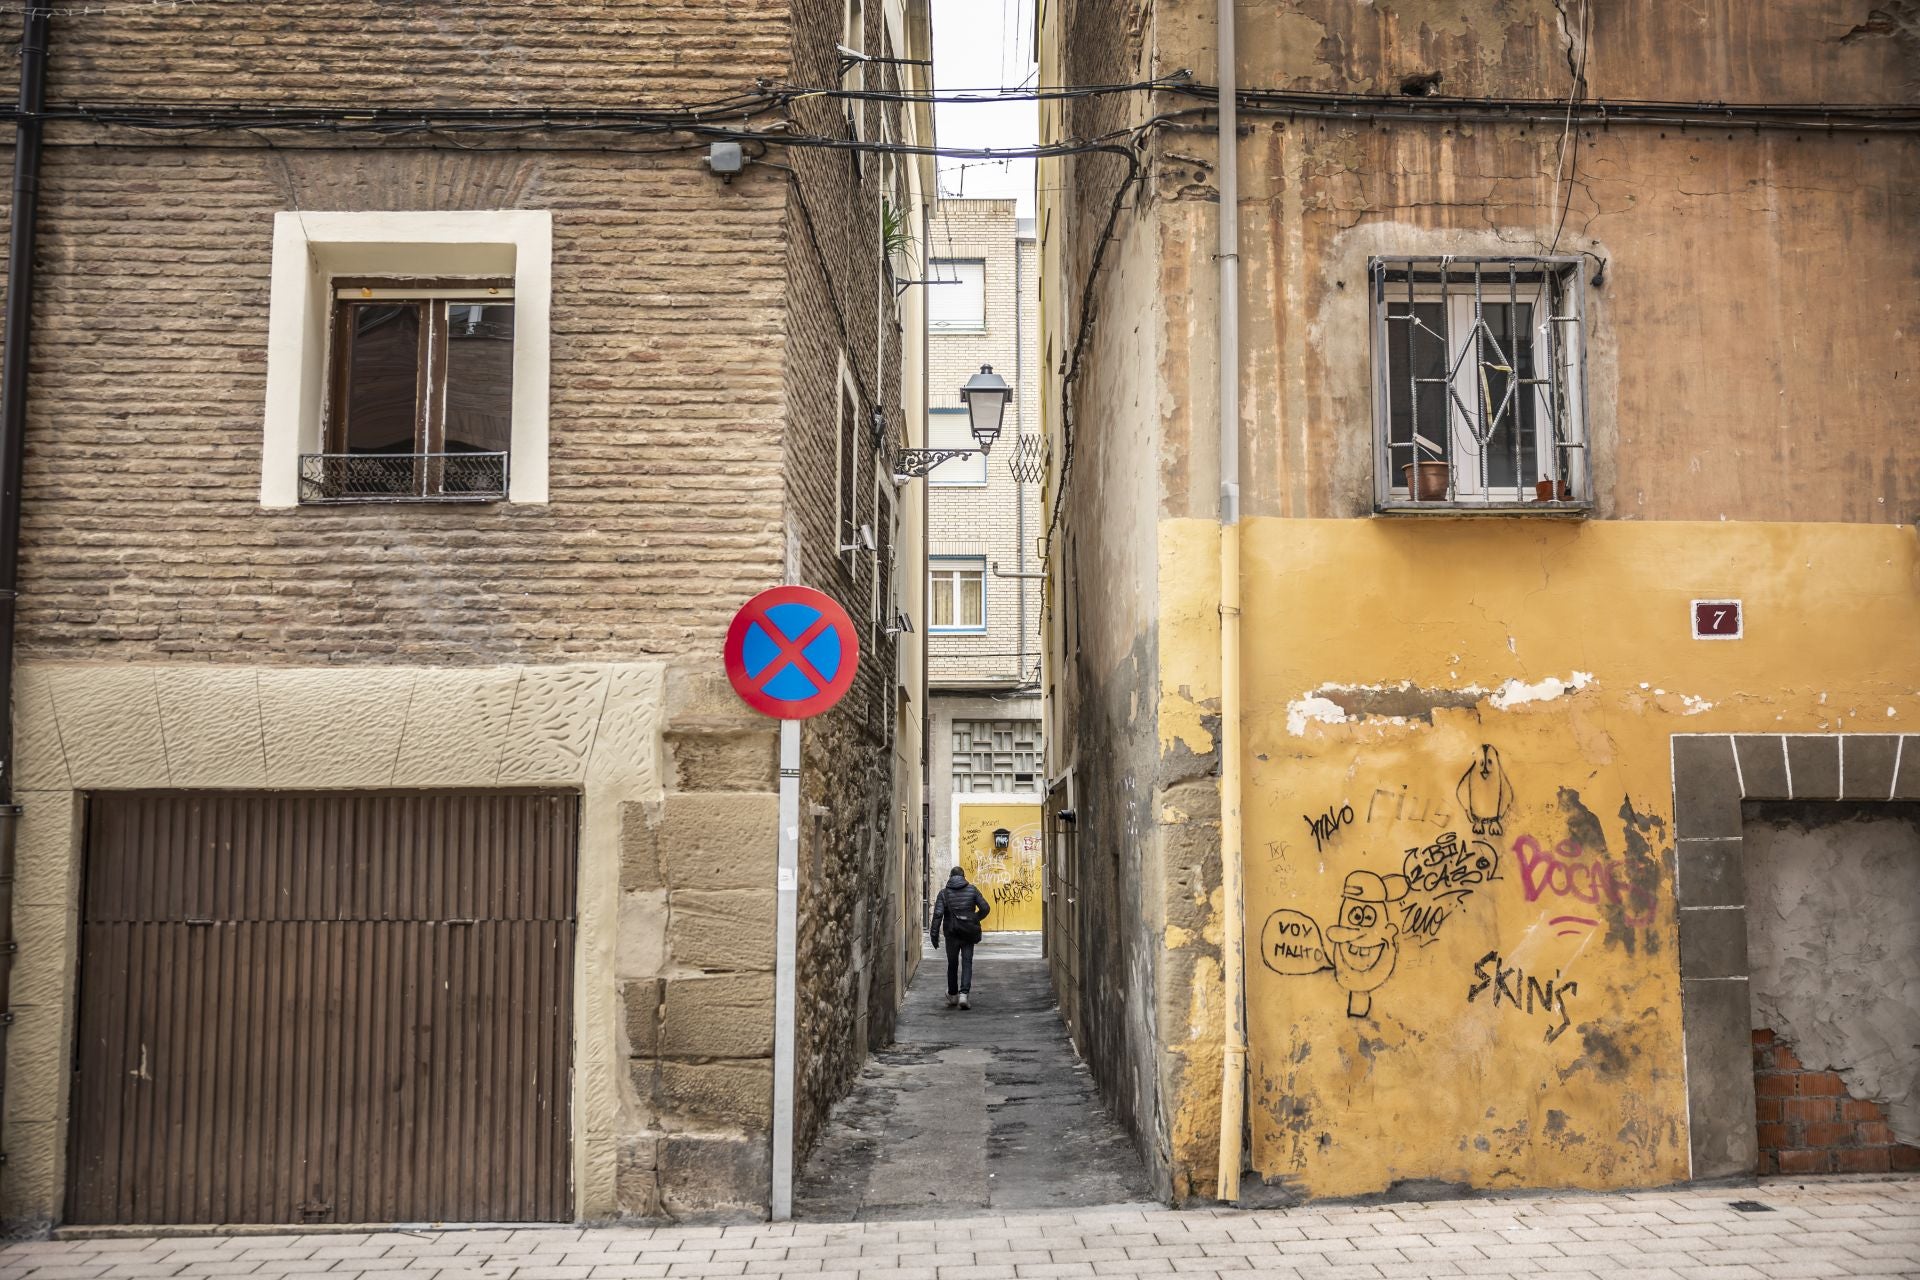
617;672;780;1221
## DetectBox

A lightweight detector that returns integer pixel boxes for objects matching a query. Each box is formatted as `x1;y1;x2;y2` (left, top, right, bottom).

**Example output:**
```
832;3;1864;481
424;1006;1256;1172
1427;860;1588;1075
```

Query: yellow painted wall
956;803;1045;932
1155;515;1920;1199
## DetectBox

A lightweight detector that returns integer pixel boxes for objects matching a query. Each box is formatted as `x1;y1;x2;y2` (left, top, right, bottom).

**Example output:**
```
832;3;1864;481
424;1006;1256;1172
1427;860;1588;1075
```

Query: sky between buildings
931;0;1038;217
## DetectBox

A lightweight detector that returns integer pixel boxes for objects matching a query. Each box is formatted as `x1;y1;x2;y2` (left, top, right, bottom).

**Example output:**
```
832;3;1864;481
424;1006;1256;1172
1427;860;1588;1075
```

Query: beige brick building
0;0;934;1231
923;199;1042;879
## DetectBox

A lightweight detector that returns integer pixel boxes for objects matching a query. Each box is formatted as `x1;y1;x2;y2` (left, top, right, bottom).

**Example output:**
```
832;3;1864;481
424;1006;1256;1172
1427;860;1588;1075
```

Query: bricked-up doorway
1672;734;1920;1179
68;791;578;1225
1744;802;1920;1175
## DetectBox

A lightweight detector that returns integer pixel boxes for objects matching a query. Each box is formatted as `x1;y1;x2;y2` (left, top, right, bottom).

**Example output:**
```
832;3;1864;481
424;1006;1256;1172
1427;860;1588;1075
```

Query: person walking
931;865;990;1009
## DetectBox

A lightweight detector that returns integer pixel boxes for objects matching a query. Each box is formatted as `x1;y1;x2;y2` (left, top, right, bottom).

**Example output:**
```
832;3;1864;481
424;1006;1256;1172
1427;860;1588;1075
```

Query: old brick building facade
923;199;1042;881
0;0;934;1230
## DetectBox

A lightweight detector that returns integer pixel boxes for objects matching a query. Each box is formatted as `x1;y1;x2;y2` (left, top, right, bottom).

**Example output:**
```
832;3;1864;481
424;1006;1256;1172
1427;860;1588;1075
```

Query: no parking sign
727;583;861;1218
723;584;860;720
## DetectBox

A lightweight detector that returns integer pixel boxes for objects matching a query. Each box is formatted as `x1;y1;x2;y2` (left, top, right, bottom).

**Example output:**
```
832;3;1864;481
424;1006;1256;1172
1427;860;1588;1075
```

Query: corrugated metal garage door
68;791;577;1225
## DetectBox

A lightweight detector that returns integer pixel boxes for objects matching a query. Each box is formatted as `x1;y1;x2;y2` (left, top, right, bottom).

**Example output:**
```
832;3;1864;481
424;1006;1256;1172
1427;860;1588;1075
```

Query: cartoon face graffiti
1323;870;1409;1018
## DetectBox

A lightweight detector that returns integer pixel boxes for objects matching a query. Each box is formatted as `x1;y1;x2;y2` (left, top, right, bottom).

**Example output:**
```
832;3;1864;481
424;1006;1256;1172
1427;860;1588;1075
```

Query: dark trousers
945;937;975;994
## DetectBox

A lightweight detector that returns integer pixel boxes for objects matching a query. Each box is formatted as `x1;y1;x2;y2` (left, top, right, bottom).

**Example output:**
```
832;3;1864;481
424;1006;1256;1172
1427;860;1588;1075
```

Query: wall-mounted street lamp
894;365;1013;482
959;364;1011;452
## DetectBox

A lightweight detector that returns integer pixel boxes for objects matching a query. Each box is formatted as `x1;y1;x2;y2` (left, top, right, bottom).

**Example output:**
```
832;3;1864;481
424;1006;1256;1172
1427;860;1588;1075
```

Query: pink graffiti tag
1512;835;1656;929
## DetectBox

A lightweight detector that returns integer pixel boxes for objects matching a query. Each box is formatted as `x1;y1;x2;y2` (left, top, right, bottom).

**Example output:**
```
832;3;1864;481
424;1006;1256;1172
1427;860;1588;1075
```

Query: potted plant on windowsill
1402;433;1450;501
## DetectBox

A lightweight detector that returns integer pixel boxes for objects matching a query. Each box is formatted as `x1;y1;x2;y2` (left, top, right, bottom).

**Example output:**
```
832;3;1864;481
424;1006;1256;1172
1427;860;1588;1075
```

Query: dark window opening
304;281;514;503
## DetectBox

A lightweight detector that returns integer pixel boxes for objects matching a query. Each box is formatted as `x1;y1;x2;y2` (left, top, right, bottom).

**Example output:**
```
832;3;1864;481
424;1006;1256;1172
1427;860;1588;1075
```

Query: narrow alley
794;936;1151;1221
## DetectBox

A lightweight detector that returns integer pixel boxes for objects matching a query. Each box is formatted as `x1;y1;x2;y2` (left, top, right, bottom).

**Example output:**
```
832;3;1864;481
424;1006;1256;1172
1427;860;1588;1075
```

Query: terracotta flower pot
1402;461;1451;502
1535;478;1556;502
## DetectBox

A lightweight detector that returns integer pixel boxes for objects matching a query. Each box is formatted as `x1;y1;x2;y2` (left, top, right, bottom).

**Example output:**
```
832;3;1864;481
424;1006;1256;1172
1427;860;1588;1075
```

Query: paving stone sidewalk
4;1178;1919;1280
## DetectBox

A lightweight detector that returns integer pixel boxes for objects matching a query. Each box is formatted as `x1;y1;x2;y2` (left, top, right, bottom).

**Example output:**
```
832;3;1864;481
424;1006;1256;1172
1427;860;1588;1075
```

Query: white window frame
262;210;552;507
1369;256;1588;511
928;556;987;634
871;469;897;635
842;0;866;148
835;356;866;574
926;410;987;486
927;259;987;332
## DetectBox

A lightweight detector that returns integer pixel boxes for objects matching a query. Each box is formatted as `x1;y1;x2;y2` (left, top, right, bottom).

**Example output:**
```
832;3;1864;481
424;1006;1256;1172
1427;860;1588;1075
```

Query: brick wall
780;0;917;1160
21;0;801;667
926;199;1040;687
47;2;785;107
11;0;920;1221
1753;1028;1920;1175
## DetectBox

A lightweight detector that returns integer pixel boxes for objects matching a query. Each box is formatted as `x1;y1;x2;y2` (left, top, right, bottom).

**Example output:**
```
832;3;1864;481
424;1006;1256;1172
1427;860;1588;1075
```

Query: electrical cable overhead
775;73;1192;105
5;0;208;14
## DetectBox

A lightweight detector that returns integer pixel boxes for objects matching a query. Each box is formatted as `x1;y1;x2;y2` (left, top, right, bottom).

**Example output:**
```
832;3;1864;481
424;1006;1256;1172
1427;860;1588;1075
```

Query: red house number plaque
1692;599;1742;640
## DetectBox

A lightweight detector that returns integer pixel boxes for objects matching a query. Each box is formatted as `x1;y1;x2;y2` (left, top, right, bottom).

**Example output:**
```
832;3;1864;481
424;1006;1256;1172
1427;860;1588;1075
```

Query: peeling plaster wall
1053;210;1178;1198
1235;519;1920;1199
1744;802;1920;1146
1145;0;1920;524
1051;0;1918;1207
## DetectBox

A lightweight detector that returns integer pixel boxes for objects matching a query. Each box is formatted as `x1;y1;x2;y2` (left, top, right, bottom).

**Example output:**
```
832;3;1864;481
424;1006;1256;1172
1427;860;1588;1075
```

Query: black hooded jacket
931;870;990;942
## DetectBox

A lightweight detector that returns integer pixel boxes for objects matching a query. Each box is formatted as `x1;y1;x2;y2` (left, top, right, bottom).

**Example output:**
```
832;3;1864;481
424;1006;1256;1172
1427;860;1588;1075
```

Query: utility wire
1548;0;1594;254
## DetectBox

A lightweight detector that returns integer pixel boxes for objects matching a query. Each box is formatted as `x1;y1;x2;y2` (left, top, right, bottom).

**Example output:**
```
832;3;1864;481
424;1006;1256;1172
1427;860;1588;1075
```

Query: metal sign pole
722;584;854;1222
770;717;800;1220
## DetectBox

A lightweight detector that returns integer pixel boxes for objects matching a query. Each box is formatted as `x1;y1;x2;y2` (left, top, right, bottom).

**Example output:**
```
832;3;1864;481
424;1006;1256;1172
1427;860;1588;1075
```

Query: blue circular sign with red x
723;585;861;720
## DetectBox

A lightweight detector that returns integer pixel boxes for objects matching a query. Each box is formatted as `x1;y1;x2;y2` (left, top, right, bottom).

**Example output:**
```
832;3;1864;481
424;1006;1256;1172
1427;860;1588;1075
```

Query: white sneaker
958;994;970;1010
946;993;957;1007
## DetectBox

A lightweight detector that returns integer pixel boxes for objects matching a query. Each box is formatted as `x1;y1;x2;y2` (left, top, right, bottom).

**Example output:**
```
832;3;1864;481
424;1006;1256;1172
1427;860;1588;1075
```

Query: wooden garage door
68;791;577;1225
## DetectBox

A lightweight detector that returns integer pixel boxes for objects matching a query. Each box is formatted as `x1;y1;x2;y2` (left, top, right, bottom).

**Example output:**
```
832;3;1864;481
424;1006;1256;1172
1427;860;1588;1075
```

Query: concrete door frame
1671;732;1920;1179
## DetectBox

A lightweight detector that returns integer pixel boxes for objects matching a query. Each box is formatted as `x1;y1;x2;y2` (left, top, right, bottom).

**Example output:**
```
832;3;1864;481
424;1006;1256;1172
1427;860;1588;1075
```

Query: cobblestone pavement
3;1178;1919;1280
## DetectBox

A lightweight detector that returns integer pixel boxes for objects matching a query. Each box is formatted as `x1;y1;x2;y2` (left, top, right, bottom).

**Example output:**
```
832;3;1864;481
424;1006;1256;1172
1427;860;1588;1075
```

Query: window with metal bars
1370;257;1589;511
951;719;1042;794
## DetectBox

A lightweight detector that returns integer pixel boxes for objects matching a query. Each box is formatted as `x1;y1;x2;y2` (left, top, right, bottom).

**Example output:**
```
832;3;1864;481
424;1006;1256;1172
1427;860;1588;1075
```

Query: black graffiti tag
1468;949;1577;1043
1403;831;1501;892
1304;802;1356;853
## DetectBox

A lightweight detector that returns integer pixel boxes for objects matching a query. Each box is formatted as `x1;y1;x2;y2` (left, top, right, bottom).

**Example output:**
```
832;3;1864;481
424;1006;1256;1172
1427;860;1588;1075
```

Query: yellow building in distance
955;801;1045;933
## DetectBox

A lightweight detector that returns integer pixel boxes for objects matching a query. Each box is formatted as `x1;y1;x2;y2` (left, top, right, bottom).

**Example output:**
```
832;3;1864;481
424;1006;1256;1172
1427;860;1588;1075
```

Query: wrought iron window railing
1370;256;1589;512
298;452;509;504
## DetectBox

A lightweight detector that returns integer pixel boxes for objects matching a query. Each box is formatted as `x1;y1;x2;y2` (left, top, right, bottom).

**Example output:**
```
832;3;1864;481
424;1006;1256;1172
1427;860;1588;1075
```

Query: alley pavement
3;1178;1920;1280
6;944;1918;1278
794;933;1151;1219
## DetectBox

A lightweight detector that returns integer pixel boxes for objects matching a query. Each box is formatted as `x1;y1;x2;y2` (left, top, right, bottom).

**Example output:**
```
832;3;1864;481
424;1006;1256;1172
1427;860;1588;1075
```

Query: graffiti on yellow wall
1244;706;1684;1197
1260;748;1508;1018
955;802;1043;932
1149;516;1919;1202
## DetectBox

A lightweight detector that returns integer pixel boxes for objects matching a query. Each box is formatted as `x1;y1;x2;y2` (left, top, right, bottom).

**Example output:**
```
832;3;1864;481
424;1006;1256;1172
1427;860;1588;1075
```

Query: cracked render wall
1038;0;1203;1202
0;0;921;1229
1043;0;1920;1203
